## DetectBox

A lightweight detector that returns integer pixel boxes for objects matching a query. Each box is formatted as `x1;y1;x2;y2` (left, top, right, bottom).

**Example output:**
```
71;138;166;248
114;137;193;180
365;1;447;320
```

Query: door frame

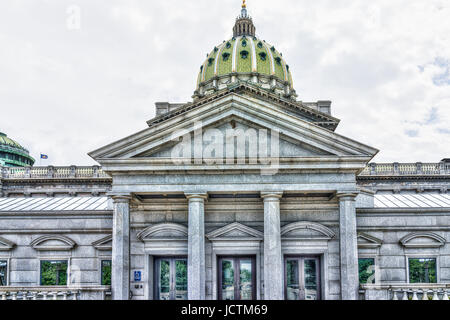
154;256;188;300
284;255;322;300
217;256;257;300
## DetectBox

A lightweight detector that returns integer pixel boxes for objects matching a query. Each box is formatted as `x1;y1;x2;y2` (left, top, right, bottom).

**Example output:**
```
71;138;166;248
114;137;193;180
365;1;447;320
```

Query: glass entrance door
285;257;320;300
155;257;188;300
218;257;256;300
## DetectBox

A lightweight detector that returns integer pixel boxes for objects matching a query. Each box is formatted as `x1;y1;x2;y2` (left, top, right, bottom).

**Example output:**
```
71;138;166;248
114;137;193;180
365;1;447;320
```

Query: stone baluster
42;292;48;300
22;291;28;300
402;290;408;300
73;291;78;300
443;291;449;300
412;290;418;300
11;292;17;300
1;292;6;300
392;290;398;300
422;289;429;300
53;292;58;300
32;292;37;300
432;290;439;300
62;292;68;300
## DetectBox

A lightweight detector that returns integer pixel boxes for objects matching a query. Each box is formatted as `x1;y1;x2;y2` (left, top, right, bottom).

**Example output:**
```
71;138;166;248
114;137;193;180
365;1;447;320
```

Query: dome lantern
233;0;255;37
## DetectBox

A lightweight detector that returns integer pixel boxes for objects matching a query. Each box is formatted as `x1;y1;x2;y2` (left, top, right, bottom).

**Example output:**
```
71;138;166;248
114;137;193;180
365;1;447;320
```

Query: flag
40;154;49;160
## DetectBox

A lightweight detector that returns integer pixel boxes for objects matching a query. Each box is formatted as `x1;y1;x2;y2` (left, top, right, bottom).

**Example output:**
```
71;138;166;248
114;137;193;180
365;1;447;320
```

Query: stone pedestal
111;195;131;300
337;192;359;300
186;193;207;300
261;192;283;300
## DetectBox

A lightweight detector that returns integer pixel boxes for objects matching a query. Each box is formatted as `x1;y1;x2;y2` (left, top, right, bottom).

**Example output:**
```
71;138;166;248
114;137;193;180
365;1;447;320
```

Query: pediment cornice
0;236;16;251
89;93;378;171
206;222;263;241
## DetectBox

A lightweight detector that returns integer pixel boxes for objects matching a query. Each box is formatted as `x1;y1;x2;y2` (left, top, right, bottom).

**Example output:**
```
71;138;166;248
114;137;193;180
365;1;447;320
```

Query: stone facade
0;3;449;301
0;92;448;300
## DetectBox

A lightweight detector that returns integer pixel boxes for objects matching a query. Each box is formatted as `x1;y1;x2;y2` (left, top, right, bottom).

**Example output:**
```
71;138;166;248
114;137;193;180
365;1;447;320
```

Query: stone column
337;192;359;300
111;195;131;300
261;192;283;300
185;193;208;300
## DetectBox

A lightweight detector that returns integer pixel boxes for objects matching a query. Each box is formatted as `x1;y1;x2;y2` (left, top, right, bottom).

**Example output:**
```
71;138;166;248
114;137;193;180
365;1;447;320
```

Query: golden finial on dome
242;0;246;9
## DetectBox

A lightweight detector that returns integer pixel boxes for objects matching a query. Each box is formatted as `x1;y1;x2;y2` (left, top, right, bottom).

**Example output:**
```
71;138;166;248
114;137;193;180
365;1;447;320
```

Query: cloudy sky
0;0;449;165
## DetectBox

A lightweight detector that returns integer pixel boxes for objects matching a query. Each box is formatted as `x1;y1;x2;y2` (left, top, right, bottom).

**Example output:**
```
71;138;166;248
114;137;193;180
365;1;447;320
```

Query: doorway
218;256;256;300
154;257;188;300
284;256;321;300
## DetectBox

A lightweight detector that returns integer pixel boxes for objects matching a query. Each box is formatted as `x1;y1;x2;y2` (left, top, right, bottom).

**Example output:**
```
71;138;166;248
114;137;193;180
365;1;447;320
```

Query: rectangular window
409;258;437;283
358;258;376;284
40;260;68;286
0;260;7;286
101;260;112;285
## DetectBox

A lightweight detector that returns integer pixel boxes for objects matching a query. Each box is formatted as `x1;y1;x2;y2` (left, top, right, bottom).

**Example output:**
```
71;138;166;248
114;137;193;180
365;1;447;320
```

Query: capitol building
0;2;449;300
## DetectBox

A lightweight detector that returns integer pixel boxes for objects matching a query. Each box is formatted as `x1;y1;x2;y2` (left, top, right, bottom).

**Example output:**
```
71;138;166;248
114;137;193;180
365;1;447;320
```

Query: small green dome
0;132;35;167
194;3;297;100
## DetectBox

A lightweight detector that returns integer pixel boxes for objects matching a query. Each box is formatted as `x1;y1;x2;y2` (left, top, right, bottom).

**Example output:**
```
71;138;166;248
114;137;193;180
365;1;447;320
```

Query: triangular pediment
206;223;263;241
358;233;383;249
92;235;112;251
138;118;334;159
89;92;378;171
0;236;16;251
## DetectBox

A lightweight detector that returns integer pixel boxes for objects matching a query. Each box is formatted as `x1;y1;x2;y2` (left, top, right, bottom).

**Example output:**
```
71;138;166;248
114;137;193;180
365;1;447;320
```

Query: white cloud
0;0;449;165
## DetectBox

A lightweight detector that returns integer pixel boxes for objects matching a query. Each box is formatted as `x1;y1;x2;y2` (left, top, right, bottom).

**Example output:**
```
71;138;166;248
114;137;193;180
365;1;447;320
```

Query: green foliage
101;260;111;286
359;258;375;284
409;258;437;283
40;261;68;286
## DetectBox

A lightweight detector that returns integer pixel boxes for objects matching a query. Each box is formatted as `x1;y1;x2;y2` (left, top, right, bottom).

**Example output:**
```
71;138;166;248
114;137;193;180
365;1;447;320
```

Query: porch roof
374;194;450;208
0;196;110;212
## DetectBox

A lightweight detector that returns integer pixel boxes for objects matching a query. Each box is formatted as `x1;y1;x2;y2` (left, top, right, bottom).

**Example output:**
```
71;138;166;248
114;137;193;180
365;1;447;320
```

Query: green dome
197;36;294;89
194;3;297;100
0;132;35;167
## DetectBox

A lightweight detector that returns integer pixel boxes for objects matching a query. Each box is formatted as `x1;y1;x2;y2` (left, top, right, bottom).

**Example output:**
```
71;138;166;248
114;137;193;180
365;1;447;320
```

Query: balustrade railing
0;286;111;300
1;162;448;179
1;166;110;179
360;284;450;300
360;161;449;176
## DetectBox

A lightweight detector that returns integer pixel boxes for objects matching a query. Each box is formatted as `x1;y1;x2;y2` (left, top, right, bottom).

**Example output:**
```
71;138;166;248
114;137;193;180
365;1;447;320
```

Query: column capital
185;192;208;201
261;191;283;200
336;192;358;201
108;193;132;203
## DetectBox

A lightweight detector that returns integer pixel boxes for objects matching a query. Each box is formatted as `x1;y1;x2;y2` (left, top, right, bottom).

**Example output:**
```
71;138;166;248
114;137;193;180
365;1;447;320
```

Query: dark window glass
40;260;68;286
409;258;437;283
358;258;375;284
0;260;7;286
101;260;112;285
